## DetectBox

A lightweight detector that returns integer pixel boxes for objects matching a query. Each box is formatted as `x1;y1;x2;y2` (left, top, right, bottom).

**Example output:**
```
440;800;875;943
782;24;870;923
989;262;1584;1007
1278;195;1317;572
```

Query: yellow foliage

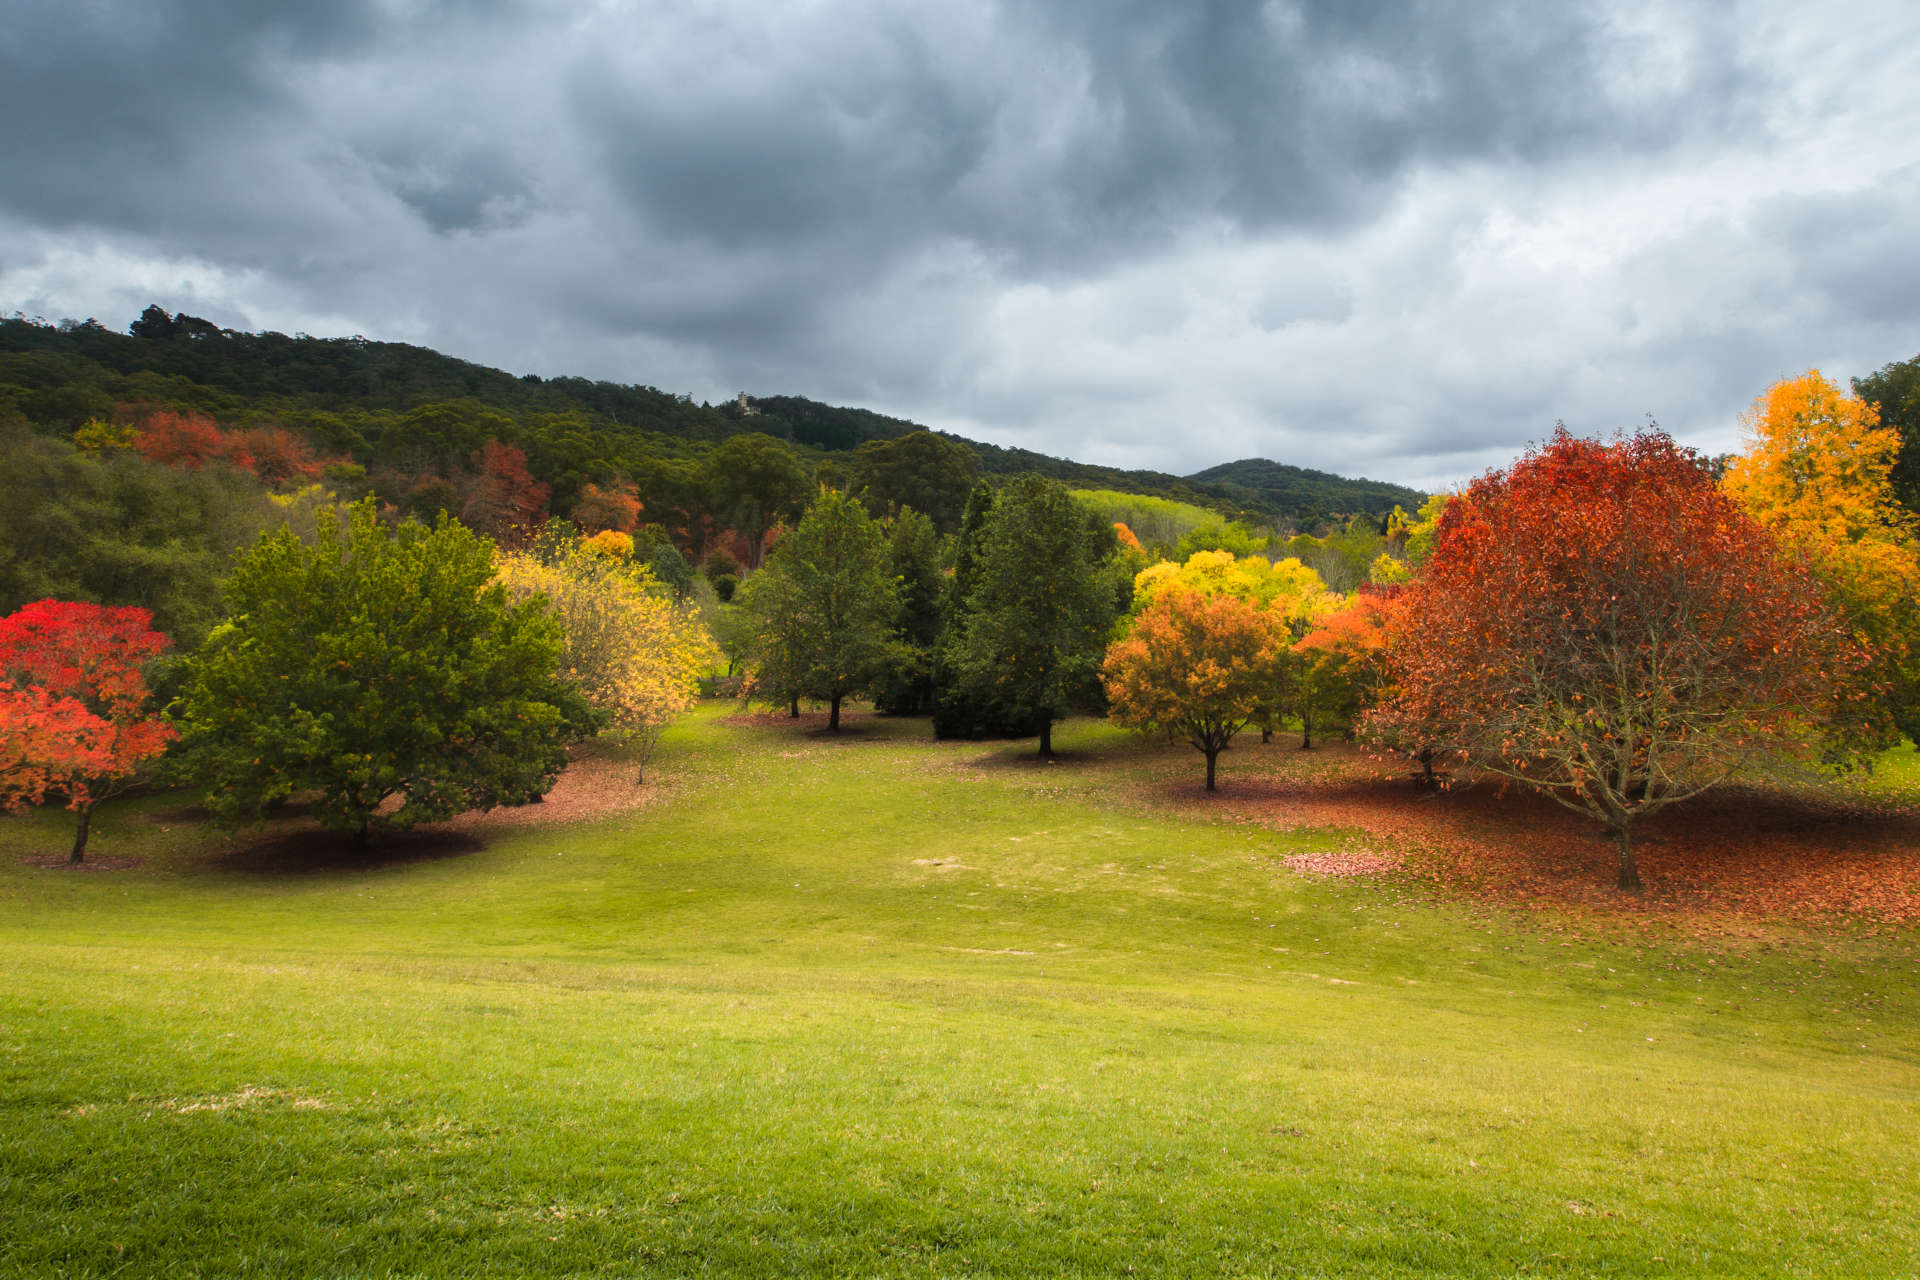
583;529;635;559
496;535;717;777
1368;552;1411;585
1725;370;1920;721
1132;549;1335;629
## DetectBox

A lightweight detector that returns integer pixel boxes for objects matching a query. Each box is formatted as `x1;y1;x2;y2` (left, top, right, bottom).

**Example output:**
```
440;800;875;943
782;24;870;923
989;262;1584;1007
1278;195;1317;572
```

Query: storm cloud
4;0;1916;488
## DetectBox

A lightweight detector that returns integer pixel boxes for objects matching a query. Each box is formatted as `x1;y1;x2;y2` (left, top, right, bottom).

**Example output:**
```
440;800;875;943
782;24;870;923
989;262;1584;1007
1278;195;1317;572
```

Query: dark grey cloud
3;0;1915;488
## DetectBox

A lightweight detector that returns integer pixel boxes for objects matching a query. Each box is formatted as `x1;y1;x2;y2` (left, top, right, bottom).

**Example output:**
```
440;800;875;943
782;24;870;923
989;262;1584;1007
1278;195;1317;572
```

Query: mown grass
2;707;1916;1278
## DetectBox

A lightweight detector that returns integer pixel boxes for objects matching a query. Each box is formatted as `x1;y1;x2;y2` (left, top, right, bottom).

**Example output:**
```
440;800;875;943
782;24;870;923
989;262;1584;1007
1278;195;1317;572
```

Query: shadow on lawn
1199;747;1920;923
208;826;486;877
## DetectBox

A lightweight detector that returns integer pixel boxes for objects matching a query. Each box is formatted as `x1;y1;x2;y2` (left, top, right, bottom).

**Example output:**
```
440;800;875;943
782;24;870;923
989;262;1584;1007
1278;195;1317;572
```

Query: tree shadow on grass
208;826;486;878
1200;755;1920;924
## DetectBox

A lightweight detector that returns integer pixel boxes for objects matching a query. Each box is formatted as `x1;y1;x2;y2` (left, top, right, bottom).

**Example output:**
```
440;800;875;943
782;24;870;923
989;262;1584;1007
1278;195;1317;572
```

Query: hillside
0;309;1423;523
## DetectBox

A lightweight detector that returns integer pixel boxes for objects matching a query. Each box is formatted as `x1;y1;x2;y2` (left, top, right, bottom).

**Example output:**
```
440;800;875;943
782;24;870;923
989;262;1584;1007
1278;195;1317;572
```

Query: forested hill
0;308;1421;523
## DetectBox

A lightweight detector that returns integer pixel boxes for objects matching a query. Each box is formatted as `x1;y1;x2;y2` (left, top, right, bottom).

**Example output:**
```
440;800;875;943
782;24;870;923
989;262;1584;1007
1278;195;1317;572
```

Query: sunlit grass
1;706;1915;1277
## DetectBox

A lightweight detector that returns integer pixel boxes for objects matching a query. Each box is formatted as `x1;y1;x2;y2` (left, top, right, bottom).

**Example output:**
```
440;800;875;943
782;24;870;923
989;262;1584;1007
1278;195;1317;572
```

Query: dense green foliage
171;502;589;841
0;429;281;651
872;508;947;715
851;431;981;534
1853;351;1920;516
0;312;1421;538
1069;489;1218;553
739;490;898;730
945;476;1124;755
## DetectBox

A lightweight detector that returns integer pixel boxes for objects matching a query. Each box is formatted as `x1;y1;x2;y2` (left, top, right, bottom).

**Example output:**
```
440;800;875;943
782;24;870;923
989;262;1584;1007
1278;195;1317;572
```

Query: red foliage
133;409;240;470
1188;745;1920;928
1370;428;1865;890
461;440;551;539
237;427;328;487
130;408;331;488
0;601;175;860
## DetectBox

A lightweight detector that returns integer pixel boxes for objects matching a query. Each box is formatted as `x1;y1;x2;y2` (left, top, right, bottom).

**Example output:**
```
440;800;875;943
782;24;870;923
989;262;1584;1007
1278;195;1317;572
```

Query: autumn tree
1131;549;1335;744
1104;588;1284;790
1371;428;1862;891
1725;371;1920;741
740;488;896;730
572;481;643;535
947;475;1121;756
461;440;551;540
496;532;715;780
0;601;175;862
1292;586;1399;752
173;501;590;845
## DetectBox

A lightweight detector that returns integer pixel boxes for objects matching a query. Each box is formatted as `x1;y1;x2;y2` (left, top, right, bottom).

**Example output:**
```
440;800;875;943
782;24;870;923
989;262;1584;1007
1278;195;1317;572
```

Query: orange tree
1724;371;1920;741
1292;584;1400;753
0;600;175;862
1103;587;1284;791
1370;428;1866;890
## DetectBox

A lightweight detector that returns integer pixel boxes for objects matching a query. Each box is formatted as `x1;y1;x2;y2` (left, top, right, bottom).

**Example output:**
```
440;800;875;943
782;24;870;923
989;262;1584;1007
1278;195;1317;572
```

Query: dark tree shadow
208;826;486;877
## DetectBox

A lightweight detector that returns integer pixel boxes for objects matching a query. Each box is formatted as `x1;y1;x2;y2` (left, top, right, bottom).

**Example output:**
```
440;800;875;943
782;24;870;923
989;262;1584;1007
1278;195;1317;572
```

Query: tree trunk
1204;747;1218;791
1613;824;1642;891
1299;714;1313;750
352;819;372;851
1260;726;1272;744
829;693;842;731
789;696;800;719
1038;719;1054;758
68;802;93;865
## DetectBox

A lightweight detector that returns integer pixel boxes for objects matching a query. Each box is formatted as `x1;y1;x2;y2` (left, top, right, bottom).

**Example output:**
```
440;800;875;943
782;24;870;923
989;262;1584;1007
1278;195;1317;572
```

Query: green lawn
2;707;1916;1278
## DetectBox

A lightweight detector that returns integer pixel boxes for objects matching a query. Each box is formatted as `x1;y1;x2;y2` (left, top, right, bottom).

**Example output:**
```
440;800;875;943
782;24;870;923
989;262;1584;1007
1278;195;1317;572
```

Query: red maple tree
0;601;176;863
1368;428;1867;890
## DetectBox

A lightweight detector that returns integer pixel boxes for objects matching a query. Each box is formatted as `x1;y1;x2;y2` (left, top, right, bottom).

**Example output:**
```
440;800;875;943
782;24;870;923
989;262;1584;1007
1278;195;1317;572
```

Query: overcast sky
4;1;1917;489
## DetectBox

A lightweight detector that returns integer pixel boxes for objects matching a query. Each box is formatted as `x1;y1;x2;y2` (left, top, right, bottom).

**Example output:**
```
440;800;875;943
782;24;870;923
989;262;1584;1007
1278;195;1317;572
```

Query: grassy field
2;707;1917;1278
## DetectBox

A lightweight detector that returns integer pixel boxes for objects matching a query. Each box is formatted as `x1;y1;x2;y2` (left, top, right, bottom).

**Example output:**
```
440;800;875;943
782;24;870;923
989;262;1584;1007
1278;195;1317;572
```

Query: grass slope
2;709;1916;1278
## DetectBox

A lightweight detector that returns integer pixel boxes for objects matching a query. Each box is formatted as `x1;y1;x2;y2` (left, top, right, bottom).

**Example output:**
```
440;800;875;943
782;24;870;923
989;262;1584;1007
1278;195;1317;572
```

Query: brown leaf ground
1179;740;1920;927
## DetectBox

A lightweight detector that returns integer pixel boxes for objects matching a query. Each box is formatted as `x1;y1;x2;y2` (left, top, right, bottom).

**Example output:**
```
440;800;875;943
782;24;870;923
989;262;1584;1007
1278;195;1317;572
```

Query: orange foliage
130;408;331;488
572;481;643;535
1104;588;1285;790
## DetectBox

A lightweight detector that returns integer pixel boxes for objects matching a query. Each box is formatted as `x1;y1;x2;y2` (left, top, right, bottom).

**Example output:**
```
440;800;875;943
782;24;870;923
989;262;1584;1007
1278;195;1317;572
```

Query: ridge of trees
0;309;1420;528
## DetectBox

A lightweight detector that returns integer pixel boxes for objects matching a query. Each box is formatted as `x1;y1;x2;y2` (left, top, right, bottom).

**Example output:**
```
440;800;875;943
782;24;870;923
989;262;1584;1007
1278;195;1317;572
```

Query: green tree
741;489;897;731
873;507;947;714
949;475;1120;756
1854;353;1920;517
850;430;980;534
172;500;590;845
705;433;811;568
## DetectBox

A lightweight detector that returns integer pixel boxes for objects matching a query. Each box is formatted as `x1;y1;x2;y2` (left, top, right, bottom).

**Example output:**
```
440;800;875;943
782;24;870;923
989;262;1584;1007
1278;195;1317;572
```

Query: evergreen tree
741;489;897;730
947;475;1120;755
872;507;946;714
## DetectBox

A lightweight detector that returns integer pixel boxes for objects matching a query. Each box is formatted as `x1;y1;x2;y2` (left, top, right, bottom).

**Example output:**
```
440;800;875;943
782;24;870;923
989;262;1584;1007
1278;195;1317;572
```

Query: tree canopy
1371;428;1863;890
173;501;589;844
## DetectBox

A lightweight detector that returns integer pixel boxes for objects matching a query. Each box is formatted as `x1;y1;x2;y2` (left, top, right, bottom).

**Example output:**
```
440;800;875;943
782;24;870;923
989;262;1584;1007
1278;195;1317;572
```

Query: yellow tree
1725;371;1920;740
496;533;717;780
1128;549;1338;744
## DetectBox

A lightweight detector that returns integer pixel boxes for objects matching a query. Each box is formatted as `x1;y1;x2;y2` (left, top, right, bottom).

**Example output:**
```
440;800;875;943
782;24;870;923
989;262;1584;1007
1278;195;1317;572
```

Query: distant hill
0;309;1424;525
1188;459;1424;519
